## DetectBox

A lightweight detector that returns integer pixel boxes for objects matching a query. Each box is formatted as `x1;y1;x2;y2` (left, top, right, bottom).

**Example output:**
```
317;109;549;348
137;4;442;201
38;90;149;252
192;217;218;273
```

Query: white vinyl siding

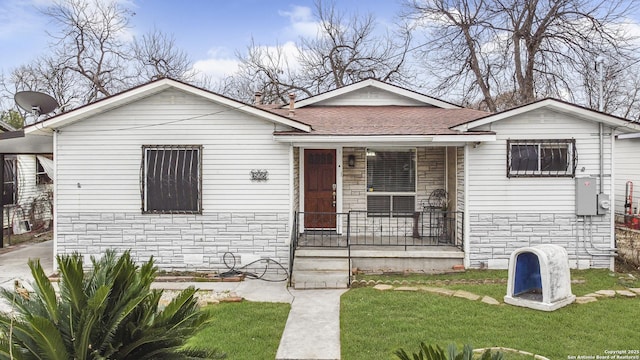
55;88;292;213
313;87;429;106
614;137;640;214
3;155;52;229
466;108;613;214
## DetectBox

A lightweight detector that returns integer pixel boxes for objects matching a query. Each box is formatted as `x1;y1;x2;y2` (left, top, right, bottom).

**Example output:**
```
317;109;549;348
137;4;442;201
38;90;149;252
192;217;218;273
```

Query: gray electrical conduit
575;215;617;256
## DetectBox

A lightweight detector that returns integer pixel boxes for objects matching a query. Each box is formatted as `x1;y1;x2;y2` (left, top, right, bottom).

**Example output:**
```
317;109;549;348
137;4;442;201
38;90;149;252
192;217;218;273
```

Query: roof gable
25;78;311;134
452;98;640;133
293;79;461;109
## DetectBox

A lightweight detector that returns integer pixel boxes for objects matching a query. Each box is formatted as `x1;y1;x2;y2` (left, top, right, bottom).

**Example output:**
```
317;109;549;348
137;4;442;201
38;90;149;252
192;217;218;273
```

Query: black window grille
3;156;16;205
507;139;577;178
142;145;202;214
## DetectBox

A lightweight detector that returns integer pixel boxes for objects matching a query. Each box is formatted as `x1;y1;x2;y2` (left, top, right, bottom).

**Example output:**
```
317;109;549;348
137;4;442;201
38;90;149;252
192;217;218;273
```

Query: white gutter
273;134;496;144
52;129;59;273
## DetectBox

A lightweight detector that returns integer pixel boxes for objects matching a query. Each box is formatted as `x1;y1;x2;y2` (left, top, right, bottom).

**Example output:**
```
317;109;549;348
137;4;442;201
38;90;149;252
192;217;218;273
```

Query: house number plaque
250;169;269;182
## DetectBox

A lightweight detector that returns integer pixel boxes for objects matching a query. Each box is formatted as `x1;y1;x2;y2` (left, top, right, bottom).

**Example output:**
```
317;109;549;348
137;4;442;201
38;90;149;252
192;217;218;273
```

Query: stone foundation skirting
56;212;291;272
468;213;614;269
615;226;640;268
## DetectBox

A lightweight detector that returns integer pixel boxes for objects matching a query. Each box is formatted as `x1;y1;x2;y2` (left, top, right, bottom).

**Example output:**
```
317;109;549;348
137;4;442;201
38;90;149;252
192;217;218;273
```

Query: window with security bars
507;139;576;178
366;149;416;216
3;156;16;205
142;146;202;213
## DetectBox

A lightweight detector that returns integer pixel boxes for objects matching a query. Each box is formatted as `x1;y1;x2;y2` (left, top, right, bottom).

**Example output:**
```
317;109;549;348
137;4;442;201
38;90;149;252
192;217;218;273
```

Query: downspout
53;130;58;273
610;130;616;271
463;144;470;269
598;58;604;194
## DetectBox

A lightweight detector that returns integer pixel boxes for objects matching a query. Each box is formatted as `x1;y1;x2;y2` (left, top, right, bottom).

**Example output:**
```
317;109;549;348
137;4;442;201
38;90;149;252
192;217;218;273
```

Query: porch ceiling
0;130;53;154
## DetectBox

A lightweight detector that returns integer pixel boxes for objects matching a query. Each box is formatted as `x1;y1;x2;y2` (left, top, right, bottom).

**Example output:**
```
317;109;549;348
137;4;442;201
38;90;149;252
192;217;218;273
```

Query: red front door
304;149;336;228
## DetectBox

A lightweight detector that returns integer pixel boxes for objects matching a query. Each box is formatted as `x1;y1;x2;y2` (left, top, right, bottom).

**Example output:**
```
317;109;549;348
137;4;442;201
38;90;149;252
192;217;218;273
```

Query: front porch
289;211;465;289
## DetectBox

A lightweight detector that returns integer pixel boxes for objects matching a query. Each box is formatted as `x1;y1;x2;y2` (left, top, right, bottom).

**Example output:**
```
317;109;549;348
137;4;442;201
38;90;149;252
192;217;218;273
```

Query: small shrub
395;342;504;360
0;249;218;359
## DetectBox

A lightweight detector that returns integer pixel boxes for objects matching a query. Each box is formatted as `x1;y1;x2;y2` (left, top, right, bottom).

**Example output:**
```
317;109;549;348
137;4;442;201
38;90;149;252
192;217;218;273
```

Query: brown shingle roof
263;106;491;136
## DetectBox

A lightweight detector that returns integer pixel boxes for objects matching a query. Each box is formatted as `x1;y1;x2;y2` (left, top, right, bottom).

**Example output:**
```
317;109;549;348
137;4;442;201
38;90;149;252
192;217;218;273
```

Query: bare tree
43;0;133;102
0;0;196;114
297;1;413;92
223;0;413;103
232;39;311;105
132;28;194;81
404;0;639;112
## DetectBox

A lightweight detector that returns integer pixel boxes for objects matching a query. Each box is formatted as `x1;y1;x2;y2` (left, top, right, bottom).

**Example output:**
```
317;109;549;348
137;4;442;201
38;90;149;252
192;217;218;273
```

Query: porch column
446;147;457;212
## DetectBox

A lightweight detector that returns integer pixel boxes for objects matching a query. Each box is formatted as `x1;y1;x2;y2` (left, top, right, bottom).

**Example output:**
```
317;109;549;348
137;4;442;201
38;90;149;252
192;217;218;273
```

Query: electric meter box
575;176;597;216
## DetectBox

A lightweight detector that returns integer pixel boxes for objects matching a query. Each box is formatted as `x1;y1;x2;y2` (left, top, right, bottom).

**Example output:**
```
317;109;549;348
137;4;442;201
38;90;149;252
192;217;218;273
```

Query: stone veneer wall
468;213;613;268
416;147;446;209
343;147;367;212
57;212;291;272
615;226;640;268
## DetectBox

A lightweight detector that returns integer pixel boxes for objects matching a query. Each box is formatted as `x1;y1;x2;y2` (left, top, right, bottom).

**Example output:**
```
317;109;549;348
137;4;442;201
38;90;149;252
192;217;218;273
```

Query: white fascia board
616;132;640;139
167;81;311;132
25;80;174;134
431;134;496;142
452;99;640;132
273;134;495;145
293;79;461;109
25;78;311;135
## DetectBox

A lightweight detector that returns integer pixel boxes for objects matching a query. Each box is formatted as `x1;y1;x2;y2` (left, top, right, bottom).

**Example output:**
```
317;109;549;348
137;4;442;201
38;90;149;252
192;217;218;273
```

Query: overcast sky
0;0;401;82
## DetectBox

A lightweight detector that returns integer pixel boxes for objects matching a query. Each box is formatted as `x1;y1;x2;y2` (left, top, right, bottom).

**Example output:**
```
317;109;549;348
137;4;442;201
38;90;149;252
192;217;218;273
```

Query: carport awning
0;130;53;154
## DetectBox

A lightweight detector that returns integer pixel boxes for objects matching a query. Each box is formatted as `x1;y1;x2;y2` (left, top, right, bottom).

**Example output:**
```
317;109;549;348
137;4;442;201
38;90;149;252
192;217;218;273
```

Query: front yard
341;269;640;359
183;269;639;359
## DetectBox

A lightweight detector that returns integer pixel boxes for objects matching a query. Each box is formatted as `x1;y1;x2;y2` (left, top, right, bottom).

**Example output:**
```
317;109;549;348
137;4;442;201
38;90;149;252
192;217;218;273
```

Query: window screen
366;149;416;216
143;146;201;213
367;149;415;192
508;139;576;177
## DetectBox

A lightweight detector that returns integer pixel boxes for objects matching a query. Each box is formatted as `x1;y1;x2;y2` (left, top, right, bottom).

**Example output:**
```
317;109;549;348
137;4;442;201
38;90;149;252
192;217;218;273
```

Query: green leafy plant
395;342;504;360
0;249;218;360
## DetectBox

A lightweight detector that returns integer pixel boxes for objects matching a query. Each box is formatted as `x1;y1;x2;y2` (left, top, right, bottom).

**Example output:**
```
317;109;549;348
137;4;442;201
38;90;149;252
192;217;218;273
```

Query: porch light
348;155;356;167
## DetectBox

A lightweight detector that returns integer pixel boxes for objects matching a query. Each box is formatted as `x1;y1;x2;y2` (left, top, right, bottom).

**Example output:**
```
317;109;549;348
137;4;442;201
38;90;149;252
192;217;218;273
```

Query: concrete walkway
0;240;54;288
276;289;347;360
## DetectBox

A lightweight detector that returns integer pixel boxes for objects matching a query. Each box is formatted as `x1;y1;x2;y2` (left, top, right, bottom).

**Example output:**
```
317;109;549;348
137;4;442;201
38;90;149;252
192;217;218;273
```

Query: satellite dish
14;91;58;117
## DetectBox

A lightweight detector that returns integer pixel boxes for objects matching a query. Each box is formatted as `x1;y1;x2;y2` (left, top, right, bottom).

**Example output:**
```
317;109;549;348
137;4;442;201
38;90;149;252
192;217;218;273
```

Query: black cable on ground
219;252;289;282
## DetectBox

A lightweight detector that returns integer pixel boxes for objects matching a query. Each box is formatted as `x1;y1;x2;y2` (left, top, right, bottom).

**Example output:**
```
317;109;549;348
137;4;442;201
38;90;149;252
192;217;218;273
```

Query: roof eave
293;79;462;109
25;78;311;135
452;99;640;132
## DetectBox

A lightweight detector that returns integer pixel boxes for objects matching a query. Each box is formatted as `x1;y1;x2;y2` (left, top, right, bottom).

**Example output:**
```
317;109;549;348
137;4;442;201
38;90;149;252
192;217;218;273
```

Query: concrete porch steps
291;250;350;289
291;246;465;289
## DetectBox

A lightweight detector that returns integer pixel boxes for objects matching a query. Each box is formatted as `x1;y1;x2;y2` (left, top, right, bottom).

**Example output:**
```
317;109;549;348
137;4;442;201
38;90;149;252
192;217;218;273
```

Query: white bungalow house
0;122;54;244
17;78;640;288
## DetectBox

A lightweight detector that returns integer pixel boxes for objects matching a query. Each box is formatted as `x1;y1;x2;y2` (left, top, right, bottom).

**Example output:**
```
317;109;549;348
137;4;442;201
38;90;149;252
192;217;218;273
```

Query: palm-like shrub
395;342;504;360
0;250;216;360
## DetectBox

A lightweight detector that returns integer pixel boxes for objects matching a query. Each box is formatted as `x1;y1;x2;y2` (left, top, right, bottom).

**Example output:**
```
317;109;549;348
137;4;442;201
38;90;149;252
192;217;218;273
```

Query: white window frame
366;148;417;217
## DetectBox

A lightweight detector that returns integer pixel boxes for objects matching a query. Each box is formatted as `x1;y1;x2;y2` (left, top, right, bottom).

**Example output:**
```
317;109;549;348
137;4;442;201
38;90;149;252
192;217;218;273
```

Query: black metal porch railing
293;210;464;249
289;210;464;287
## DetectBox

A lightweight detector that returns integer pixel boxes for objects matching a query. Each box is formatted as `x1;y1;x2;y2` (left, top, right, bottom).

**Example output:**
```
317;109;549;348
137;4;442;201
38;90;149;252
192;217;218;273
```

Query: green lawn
342;270;640;360
187;301;290;359
183;270;638;359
